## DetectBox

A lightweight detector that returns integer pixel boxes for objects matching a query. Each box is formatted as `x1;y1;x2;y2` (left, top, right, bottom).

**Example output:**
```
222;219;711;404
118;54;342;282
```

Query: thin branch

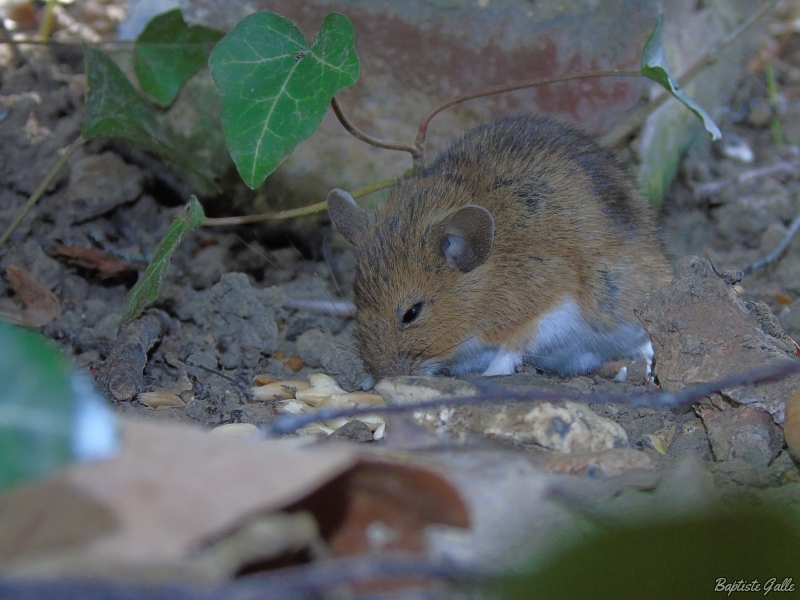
201;177;397;228
331;96;422;160
416;70;641;149
262;360;800;436
600;0;778;148
0;555;482;600
0;136;86;246
743;212;800;275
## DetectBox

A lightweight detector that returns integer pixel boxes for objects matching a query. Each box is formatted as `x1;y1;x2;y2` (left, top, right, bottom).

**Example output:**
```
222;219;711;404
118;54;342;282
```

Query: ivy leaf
0;325;76;490
209;12;360;189
135;9;223;106
640;12;721;140
120;196;206;324
82;47;218;188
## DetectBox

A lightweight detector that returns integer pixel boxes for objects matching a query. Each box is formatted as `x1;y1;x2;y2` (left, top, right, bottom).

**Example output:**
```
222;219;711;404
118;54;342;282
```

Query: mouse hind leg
524;298;652;376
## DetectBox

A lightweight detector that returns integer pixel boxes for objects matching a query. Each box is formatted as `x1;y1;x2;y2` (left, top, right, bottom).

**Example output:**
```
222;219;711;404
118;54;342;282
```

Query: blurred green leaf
0;324;74;490
82;47;218;189
497;505;800;600
135;9;223;106
209;12;359;189
120;196;206;324
640;13;721;141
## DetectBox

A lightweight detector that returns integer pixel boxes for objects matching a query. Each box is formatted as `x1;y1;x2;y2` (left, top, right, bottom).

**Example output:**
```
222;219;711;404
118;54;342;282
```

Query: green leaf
135;9;223;106
120;196;206;324
640;13;721;141
82;47;218;189
209;12;360;189
0;324;74;490
497;504;800;600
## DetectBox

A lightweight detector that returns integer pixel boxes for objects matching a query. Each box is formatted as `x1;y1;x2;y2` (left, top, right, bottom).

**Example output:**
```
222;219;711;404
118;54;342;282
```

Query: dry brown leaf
6;265;61;327
0;419;468;584
47;246;138;280
294;462;469;557
0;419;358;582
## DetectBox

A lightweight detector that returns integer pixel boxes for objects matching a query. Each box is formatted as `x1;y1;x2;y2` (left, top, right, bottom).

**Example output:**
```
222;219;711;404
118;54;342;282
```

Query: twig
262;360;800;436
201;177;398;228
0;555;483;600
283;299;356;317
742;212;800;275
694;161;799;196
416;70;641;150
600;0;778;148
330;97;422;161
0;136;86;246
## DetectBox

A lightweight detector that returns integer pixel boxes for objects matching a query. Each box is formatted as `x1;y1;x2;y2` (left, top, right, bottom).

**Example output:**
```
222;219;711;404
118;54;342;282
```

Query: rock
65;153;145;223
779;298;800;338
483;401;629;453
538;448;654;477
186;244;227;290
296;328;369;391
328;420;374;443
175;273;284;369
699;404;783;468
637;256;800;422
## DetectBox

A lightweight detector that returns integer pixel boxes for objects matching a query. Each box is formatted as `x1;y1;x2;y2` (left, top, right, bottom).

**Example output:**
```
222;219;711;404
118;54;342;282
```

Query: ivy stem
330;97;422;161
201;176;398;227
38;0;58;40
0;136;86;246
415;70;641;150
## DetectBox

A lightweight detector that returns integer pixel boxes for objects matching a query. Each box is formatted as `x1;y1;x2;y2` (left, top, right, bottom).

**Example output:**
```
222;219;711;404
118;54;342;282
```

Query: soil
2;5;800;503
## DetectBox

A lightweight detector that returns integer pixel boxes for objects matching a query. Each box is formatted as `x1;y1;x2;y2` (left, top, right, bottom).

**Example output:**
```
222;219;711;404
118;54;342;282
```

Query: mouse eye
401;302;423;325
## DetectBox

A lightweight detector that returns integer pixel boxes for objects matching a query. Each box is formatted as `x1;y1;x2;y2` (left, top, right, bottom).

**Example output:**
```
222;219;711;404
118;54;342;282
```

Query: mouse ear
327;188;367;246
441;205;494;272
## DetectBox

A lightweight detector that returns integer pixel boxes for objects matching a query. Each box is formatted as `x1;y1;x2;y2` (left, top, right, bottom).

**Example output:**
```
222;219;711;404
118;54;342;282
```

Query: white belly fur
450;297;652;377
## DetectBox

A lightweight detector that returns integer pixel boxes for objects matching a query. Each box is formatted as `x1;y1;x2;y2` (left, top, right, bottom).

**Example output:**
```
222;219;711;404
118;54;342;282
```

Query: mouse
327;115;673;380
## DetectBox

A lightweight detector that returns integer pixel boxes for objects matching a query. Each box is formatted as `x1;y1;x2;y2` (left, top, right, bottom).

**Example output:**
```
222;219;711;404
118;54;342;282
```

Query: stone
637;256;800;422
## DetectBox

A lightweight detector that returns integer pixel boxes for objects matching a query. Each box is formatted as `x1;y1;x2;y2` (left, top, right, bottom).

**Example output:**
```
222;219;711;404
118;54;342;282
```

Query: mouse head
327;188;495;379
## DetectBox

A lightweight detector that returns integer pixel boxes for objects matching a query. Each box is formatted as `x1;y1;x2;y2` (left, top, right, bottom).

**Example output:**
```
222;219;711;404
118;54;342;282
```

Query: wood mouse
327;115;673;380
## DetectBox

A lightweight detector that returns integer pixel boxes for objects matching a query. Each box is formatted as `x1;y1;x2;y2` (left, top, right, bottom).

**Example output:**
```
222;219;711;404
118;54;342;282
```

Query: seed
210;423;258;437
137;391;185;409
251;381;311;400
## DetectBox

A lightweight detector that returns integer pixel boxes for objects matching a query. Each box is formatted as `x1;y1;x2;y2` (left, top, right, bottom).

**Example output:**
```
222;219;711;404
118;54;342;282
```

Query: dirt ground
2;3;800;506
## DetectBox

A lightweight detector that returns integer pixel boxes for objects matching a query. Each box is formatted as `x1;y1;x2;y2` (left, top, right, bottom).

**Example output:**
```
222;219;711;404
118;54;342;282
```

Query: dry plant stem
201;177;398;228
416;70;641;149
600;0;778;149
0;555;481;600
696;160;799;195
264;360;800;436
330;96;422;160
743;212;800;275
0;136;86;246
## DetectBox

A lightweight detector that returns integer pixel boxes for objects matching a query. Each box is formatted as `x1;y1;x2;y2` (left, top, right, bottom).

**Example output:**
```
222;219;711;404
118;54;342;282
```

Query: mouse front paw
482;349;523;376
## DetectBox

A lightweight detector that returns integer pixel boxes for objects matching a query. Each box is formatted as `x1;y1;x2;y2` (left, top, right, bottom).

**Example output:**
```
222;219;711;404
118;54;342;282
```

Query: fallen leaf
6;266;61;327
47;246;139;280
776;292;793;305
